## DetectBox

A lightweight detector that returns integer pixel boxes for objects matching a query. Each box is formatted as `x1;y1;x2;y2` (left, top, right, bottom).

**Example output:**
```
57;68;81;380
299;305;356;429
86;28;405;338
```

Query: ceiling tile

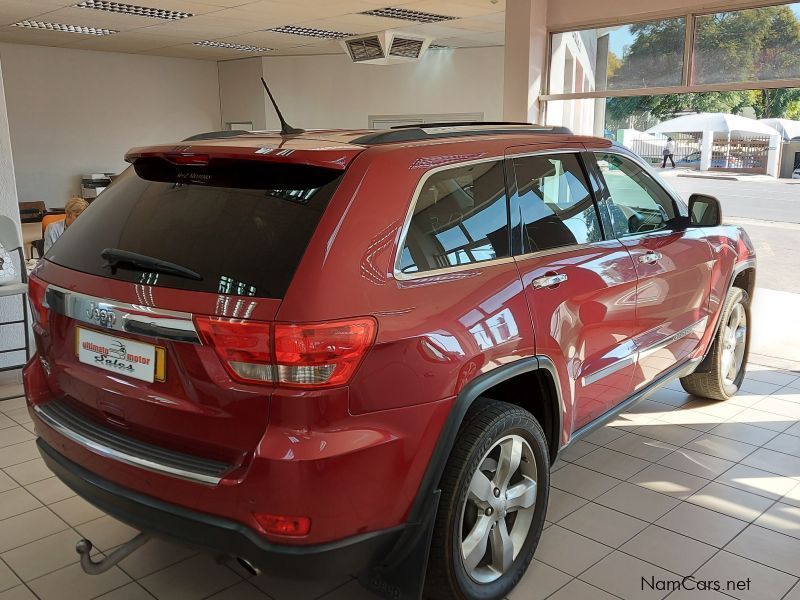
58;30;178;50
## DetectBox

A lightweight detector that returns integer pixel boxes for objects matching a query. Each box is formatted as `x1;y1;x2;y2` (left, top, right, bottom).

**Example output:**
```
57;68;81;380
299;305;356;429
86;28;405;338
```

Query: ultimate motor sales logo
82;339;151;374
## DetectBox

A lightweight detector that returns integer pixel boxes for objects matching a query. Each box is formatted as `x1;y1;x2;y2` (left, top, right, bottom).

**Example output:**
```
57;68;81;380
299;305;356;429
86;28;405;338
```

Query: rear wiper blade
100;248;202;281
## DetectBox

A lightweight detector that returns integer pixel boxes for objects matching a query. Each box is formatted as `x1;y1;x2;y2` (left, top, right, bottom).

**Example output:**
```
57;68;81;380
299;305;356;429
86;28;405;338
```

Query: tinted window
398;161;510;275
595;153;678;237
510;153;602;254
48;165;343;298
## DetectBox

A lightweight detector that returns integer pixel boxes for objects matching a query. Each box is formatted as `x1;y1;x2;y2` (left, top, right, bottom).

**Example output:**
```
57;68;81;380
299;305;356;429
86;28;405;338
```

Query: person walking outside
662;137;676;168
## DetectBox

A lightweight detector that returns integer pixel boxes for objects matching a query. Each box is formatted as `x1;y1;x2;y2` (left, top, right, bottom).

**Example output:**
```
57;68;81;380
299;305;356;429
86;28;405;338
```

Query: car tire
680;287;750;401
425;398;549;600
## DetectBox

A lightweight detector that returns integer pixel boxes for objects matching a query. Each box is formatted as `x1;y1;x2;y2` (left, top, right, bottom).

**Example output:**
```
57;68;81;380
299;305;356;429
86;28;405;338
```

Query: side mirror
689;194;722;227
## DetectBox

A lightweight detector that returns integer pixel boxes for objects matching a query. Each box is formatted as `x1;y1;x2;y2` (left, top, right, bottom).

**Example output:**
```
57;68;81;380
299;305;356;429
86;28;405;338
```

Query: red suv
23;124;756;600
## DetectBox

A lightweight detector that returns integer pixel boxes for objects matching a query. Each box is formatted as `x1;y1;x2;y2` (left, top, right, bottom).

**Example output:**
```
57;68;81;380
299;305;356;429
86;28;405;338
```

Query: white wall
1;43;221;208
218;56;267;131
218;47;505;131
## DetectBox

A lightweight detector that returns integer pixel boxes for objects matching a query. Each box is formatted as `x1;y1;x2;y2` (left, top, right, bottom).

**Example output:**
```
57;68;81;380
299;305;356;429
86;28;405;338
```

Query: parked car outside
23;124;756;600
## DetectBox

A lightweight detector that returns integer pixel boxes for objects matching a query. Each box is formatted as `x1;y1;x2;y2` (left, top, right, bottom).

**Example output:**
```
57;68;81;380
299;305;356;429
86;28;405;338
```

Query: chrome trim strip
637;316;709;359
33;405;221;485
581;355;636;387
46;285;200;344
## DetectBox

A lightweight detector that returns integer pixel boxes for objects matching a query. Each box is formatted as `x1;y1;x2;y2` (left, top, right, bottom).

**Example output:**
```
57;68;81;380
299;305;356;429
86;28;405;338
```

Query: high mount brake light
193;317;377;388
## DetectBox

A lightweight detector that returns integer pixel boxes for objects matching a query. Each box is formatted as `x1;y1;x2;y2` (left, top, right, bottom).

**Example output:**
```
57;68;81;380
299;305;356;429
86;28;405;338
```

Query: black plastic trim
351;126;574;146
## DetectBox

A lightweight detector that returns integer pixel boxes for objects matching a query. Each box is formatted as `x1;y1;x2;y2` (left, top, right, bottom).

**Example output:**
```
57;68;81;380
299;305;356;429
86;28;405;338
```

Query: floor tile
75;516;139;552
726;524;800;576
753;502;800;539
0;560;20;593
3;458;52;486
763;433;800;458
1;529;82;582
117;538;196;580
0;398;25;413
3;410;31;427
648;387;693;408
656;502;748;547
579;551;673;600
139;554;240;600
716;463;800;500
28;562;130;600
744;369;799;388
558;440;598;463
94;582;155;600
508;560;571;600
783;483;800;508
686;481;774;522
48;495;105;526
576;447;651;480
0;442;39;469
738;379;784;396
582;426;627;446
533;525;613;577
606;432;677;462
24;477;75;505
785;582;800;600
546;578;618;600
620;525;717;575
629;464;708;499
550;464;621;500
753;396;800;420
0;428;32;450
682;400;746;421
658;448;736;480
684;433;758;463
0;585;37;600
250;573;351;600
695;551;797;600
0;507;68;553
625;423;703;447
729;408;794;433
558;502;648;548
741;447;800;479
0;472;17;494
708;422;779;446
0;415;18;431
545;487;588;523
595;481;680;522
204;581;272;600
0;488;40;521
655;410;721;432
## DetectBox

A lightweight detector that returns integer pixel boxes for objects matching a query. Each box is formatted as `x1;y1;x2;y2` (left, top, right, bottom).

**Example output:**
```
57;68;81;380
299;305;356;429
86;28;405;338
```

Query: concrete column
593;34;609;138
503;0;549;124
766;134;781;177
700;130;713;171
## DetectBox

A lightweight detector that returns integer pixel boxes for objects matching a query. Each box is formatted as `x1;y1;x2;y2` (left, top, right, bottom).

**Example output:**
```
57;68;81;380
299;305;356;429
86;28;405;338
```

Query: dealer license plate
76;327;165;383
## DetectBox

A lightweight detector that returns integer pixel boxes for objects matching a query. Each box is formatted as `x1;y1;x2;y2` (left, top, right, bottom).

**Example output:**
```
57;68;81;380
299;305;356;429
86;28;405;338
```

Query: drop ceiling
0;0;505;60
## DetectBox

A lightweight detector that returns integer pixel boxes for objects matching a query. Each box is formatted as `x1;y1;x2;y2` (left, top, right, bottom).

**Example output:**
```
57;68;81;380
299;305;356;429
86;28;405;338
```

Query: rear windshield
48;162;343;299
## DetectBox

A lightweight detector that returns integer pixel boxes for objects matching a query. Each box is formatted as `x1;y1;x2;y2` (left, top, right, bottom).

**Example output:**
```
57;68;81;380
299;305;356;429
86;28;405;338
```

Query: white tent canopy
646;113;781;137
758;118;800;141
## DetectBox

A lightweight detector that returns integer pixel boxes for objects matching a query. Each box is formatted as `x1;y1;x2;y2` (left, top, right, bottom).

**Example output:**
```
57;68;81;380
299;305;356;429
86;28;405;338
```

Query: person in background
662;137;676;168
44;197;88;253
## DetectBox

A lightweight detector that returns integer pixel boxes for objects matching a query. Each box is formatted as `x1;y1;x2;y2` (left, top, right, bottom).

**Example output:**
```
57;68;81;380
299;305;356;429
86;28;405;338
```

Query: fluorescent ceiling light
74;1;193;20
360;7;456;23
194;40;273;52
11;20;118;35
266;25;353;39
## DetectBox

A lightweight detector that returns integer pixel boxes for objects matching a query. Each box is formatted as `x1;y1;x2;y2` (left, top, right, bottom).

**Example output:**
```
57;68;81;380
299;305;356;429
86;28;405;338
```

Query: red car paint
24;128;754;560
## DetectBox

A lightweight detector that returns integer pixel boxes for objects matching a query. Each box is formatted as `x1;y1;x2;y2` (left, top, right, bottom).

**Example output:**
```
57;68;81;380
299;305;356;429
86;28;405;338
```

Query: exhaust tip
236;557;261;576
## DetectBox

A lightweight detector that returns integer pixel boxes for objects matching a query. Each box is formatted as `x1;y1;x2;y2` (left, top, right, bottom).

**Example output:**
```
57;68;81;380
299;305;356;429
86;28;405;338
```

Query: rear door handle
638;252;663;265
532;273;568;289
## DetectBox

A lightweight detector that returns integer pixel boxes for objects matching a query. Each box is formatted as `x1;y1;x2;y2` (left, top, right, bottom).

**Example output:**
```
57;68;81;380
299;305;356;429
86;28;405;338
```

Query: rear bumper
38;438;403;578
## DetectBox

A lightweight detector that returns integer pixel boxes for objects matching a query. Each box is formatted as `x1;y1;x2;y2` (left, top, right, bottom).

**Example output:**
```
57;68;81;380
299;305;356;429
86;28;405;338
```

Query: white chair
0;215;30;370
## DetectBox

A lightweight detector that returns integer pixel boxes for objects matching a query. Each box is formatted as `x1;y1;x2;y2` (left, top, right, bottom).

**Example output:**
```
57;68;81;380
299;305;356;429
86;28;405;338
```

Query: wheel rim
459;434;538;584
721;300;747;387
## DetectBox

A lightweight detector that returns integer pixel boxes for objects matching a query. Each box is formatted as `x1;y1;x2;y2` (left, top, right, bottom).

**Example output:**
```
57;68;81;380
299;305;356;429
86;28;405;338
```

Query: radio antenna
260;77;304;136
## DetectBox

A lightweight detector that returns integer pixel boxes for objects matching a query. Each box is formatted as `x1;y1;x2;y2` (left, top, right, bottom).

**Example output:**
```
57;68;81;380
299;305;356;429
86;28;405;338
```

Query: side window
510;153;603;254
398;160;510;275
595;153;679;237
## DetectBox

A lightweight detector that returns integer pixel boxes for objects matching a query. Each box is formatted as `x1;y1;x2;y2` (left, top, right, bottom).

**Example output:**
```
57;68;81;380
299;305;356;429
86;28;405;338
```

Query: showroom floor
1;365;799;600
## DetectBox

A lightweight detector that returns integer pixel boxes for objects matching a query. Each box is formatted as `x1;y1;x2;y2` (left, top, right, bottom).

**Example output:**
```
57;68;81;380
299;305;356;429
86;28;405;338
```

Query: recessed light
74;1;193;20
194;40;273;52
360;7;457;23
11;20;118;35
266;25;353;39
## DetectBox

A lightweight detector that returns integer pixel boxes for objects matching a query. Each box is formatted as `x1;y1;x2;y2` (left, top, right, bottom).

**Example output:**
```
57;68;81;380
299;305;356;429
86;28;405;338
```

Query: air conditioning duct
341;31;433;65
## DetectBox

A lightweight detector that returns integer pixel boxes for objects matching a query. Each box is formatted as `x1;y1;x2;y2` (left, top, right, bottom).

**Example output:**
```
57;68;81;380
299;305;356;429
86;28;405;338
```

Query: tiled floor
1;364;800;600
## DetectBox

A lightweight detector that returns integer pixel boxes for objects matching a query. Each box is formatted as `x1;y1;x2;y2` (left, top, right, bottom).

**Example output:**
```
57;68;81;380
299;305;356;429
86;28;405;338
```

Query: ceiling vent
340;31;433;65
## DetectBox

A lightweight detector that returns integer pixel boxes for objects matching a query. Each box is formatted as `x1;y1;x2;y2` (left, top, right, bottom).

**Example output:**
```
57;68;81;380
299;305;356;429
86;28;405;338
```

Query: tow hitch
76;533;150;575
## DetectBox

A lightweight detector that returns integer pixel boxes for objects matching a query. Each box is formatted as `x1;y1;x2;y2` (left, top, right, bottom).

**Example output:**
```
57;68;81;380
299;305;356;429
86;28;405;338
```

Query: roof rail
351;124;574;146
389;121;533;130
182;130;250;142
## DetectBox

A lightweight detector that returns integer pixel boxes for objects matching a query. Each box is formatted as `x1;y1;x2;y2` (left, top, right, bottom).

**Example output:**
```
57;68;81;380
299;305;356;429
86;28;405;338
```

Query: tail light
194;316;376;388
27;275;49;329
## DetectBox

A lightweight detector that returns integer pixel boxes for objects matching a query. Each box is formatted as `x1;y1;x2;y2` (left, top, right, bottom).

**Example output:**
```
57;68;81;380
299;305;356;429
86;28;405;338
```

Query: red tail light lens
194;316;377;388
194;318;273;383
27;275;49;329
274;318;376;387
254;513;310;537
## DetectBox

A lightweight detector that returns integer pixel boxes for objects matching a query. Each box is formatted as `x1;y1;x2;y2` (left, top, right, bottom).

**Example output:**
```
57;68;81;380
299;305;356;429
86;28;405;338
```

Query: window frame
393;156;515;281
506;149;610;259
587;147;688;240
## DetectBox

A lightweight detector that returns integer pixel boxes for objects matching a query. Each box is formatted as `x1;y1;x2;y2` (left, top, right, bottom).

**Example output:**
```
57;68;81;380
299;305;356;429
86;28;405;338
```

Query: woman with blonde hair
44;197;89;253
